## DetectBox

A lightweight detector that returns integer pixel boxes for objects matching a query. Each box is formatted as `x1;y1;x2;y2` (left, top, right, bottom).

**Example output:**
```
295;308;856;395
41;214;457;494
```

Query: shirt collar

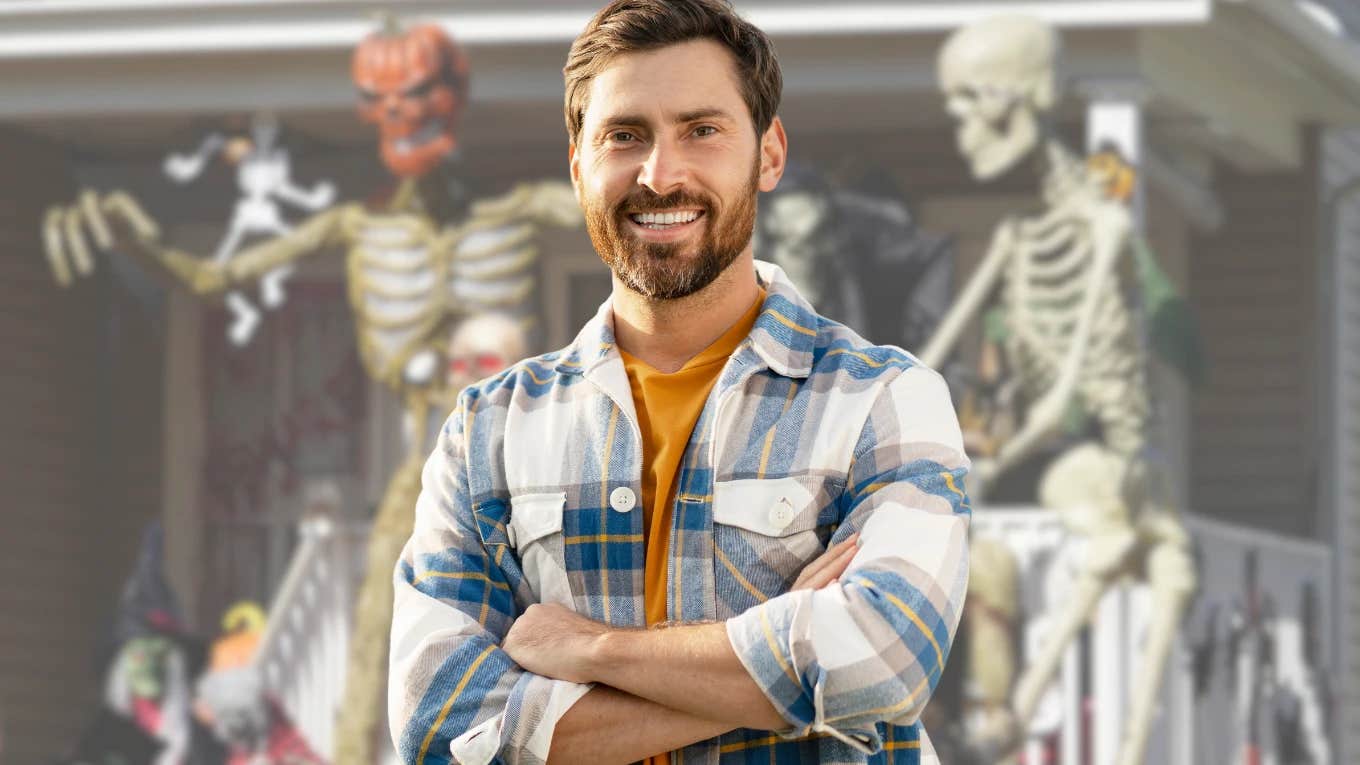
555;260;819;379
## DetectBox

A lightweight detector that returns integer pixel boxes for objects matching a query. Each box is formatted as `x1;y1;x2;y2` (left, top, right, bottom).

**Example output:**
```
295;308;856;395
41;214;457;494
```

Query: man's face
570;39;785;300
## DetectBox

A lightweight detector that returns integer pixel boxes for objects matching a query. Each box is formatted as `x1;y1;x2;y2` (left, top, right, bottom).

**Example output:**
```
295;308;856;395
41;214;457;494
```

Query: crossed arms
388;367;971;765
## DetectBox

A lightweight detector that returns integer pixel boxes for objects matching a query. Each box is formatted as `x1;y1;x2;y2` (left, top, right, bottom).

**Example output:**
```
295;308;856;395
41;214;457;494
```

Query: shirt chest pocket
507;492;574;607
711;475;831;614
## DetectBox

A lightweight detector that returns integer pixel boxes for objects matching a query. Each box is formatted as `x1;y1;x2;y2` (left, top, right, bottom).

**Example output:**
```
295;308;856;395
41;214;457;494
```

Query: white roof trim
0;1;1214;60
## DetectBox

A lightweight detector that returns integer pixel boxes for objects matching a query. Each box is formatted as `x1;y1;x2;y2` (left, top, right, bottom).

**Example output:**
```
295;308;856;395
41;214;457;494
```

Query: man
388;2;970;763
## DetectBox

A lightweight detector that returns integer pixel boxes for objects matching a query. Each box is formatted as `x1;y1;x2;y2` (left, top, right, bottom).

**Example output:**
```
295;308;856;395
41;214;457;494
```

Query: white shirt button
610;486;637;513
769;497;795;529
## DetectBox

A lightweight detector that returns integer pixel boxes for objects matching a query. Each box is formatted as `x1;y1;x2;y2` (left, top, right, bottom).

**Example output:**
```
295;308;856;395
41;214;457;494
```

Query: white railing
971;509;1334;765
254;516;370;761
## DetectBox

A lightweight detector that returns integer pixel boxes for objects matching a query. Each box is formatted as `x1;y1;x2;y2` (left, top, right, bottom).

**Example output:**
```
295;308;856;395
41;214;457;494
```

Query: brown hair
563;0;783;146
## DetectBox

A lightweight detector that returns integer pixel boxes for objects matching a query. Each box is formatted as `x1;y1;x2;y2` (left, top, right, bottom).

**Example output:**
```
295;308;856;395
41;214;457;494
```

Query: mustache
615;188;713;215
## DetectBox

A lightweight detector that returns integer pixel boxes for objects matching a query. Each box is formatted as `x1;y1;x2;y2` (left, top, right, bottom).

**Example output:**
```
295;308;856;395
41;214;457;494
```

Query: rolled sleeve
389;398;591;765
726;366;971;753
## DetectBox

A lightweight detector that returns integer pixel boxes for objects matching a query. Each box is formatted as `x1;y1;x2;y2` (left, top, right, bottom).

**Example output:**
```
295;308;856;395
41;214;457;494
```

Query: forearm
549;685;733;765
588;622;787;730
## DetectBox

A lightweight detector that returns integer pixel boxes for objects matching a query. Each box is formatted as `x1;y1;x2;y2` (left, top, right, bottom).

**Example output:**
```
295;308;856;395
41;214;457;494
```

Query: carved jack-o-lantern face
352;23;469;178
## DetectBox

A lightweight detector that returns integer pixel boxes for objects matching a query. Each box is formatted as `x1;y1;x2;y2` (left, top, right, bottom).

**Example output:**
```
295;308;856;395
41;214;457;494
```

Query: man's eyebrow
675;108;735;123
597;108;736;129
599;113;649;129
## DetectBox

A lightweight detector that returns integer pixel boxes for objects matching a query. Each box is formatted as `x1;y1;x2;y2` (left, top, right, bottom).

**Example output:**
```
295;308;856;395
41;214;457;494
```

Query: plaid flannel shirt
389;261;971;765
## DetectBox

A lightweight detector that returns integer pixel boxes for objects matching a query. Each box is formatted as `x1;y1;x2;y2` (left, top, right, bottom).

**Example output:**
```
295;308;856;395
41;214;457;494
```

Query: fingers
43;207;72;286
791;533;852;587
81;189;114;250
64;206;95;276
106;190;160;240
792;532;860;591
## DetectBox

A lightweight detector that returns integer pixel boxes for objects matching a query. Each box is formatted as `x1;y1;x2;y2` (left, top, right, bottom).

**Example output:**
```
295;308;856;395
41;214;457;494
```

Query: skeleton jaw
956;101;1040;181
392;118;449;154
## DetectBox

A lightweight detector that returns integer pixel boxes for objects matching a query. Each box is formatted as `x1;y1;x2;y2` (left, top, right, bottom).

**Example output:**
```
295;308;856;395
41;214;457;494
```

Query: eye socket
357;88;380;103
475;354;506;374
609;130;638;143
693;125;718;137
404;78;436;98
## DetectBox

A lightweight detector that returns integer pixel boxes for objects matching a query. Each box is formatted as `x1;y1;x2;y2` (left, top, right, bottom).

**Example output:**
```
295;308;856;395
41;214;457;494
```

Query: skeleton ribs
1002;153;1149;459
344;206;540;391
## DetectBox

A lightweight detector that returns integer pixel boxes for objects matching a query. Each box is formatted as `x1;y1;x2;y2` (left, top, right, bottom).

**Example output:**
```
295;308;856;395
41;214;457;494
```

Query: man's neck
611;251;760;374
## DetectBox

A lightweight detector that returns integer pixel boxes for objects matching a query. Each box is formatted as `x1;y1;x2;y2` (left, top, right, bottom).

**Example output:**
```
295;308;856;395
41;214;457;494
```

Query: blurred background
0;0;1356;763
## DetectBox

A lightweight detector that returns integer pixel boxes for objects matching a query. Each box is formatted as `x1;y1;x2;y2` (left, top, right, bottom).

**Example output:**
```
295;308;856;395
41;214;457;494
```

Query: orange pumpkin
352;20;470;178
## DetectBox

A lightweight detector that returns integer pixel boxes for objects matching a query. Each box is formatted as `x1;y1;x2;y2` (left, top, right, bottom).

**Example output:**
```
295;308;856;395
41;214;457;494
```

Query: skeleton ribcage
1002;216;1149;457
344;211;538;387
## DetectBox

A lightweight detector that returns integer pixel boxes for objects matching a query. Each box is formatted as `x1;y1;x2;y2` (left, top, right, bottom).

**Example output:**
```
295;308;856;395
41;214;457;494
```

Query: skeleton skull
937;16;1059;181
352;21;470;178
447;313;527;392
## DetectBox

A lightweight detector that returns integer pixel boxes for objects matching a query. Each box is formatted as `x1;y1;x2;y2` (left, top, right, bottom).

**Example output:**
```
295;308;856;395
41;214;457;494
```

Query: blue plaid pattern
389;262;971;764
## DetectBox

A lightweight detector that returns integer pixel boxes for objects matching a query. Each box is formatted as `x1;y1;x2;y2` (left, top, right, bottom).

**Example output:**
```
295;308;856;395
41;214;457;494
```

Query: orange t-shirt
620;289;764;765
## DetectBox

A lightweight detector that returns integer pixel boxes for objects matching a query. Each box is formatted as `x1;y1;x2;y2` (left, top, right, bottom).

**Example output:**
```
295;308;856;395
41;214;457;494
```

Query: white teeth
630;210;700;227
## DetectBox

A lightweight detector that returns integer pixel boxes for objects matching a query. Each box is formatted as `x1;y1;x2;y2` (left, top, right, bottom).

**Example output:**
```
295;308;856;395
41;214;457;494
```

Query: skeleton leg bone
1117;575;1192;765
225;291;262;346
1118;530;1196;765
1012;568;1109;728
259;264;295;308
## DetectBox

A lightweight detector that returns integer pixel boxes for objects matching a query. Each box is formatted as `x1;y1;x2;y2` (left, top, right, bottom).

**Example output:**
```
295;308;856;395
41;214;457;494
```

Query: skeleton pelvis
1038;442;1137;539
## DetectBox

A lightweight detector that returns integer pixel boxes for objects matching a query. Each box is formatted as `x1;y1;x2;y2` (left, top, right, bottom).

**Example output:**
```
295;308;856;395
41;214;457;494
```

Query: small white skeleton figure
164;113;336;345
923;16;1197;765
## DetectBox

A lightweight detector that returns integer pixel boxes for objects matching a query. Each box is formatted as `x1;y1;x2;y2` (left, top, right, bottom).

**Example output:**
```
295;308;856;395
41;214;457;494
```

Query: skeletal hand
41;190;160;286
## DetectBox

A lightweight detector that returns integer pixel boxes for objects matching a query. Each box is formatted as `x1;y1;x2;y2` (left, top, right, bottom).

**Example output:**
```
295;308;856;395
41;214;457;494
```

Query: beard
584;160;759;301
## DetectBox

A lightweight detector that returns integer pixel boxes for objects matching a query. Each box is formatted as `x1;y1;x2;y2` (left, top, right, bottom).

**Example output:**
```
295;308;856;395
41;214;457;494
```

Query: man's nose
637;139;689;196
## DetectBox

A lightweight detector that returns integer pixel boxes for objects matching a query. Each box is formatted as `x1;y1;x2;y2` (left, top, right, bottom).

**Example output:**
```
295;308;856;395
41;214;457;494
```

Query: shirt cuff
726;592;883;755
447;675;591;765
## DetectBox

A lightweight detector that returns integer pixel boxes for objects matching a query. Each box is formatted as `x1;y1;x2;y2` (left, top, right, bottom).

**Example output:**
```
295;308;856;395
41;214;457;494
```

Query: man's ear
758;116;788;193
568;141;583;203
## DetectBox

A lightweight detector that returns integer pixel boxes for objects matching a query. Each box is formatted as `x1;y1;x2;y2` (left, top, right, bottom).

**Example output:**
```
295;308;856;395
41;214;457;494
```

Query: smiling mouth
627;209;705;231
392;118;446;154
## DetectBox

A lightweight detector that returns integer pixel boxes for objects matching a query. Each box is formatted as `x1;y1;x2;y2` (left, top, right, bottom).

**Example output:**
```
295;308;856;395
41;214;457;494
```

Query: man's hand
503;603;610;684
790;532;859;591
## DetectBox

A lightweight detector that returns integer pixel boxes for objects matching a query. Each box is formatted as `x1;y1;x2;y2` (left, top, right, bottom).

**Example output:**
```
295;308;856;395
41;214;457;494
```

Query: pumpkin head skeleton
352;20;469;178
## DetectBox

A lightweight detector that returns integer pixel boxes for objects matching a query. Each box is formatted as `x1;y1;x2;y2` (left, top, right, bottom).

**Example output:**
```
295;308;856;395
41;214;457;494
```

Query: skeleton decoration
754;163;953;350
923;16;1197;765
164;113;337;345
446;312;527;393
41;18;580;765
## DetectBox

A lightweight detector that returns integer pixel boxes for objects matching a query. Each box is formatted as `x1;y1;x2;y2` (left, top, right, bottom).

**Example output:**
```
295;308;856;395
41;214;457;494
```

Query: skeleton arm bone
163;133;225;183
919;217;1016;368
42;189;351;294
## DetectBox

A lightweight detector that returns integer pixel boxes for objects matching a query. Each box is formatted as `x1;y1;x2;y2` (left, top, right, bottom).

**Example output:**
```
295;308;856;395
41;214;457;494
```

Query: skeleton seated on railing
922;16;1196;765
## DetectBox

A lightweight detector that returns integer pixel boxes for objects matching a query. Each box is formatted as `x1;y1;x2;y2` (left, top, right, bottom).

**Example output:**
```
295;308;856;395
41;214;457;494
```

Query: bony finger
43;207;72;286
81;190;114;250
64;206;95;276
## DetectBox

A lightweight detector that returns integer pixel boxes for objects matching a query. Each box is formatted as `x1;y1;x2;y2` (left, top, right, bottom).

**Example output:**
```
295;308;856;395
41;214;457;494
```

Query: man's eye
610;131;636;143
694;125;717;137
